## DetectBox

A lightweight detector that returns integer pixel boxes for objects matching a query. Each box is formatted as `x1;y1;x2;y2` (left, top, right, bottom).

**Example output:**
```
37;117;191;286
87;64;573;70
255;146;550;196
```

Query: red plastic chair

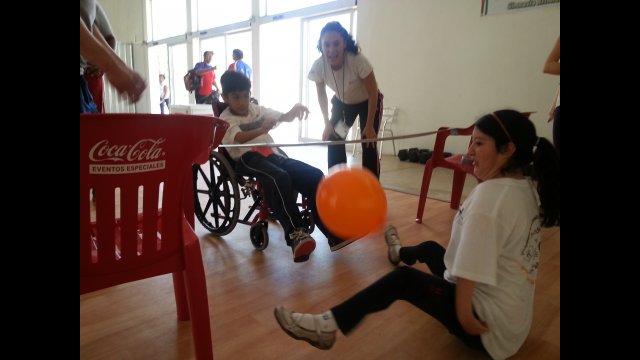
80;113;228;360
415;112;534;224
415;124;480;223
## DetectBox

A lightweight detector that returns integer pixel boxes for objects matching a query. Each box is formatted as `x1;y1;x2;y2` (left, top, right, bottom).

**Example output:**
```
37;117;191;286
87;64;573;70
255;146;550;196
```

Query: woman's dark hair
316;21;360;55
475;109;560;227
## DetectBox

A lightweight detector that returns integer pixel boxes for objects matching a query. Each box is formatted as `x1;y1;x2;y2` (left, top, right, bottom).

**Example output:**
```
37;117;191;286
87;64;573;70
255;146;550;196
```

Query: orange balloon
316;167;387;240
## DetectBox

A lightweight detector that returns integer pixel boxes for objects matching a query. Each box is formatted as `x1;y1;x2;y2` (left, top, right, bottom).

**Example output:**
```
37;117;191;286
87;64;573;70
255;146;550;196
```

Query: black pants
196;91;219;105
330;241;487;354
237;152;339;243
328;92;382;178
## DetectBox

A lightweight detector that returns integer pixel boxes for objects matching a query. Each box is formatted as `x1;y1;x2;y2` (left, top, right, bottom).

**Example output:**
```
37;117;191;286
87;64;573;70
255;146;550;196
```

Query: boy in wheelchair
219;70;352;262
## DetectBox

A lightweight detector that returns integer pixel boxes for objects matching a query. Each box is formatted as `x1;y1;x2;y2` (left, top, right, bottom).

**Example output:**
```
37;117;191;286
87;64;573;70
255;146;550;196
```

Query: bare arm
195;66;216;76
94;3;116;50
80;18;147;103
360;71;380;147
455;278;489;336
278;103;309;123
233;118;277;144
315;81;336;141
543;37;560;75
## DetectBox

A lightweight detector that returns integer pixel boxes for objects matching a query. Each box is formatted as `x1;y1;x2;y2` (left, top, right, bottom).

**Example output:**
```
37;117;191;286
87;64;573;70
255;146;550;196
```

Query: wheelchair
192;100;314;250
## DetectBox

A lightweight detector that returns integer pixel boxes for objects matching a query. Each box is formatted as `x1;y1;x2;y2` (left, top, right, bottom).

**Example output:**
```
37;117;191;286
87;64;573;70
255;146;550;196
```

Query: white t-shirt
220;103;283;160
444;178;542;360
160;81;170;100
308;52;373;104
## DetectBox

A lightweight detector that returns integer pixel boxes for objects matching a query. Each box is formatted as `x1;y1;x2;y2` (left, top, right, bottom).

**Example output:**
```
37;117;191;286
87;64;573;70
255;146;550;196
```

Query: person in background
83;1;115;113
81;0;146;113
274;109;560;360
159;73;170;114
543;36;560;158
219;71;354;263
228;49;253;81
194;51;219;104
308;21;383;178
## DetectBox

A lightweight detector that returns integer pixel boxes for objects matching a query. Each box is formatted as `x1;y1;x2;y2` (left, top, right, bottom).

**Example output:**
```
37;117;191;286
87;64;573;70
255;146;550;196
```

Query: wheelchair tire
301;208;315;234
193;151;241;236
250;221;269;250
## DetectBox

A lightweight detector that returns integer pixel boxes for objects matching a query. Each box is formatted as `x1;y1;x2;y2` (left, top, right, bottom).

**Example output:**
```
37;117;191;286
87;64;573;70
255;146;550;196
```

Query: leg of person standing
357;93;382;178
327;96;349;169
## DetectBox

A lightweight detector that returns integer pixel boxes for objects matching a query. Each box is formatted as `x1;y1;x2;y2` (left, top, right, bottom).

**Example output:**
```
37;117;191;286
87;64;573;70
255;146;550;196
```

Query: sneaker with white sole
385;225;402;265
290;228;316;262
273;306;336;350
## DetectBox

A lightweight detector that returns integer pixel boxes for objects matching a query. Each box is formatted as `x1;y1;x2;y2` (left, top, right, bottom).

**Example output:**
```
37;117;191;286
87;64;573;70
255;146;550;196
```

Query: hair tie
490;112;513;143
532;137;541;153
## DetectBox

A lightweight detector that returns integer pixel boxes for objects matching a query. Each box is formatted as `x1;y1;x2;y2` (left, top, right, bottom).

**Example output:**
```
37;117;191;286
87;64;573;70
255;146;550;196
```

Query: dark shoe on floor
385;225;402;265
290;228;316;262
273;306;336;350
328;237;354;252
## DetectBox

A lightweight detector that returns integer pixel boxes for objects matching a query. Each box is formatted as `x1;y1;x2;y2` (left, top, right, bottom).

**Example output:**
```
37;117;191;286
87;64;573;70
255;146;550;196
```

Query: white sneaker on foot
385;225;402;265
274;306;336;350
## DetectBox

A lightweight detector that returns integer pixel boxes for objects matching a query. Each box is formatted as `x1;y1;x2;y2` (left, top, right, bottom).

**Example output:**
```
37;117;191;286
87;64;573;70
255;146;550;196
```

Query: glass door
301;12;355;141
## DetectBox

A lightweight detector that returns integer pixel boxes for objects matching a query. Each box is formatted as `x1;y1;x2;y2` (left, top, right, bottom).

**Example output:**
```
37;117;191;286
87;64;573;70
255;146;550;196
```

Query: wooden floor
80;190;560;359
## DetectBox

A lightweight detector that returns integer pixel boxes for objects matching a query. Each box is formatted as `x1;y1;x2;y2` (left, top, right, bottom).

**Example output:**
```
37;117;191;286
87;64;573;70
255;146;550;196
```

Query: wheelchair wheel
301;208;315;234
250;221;269;250
193;151;241;236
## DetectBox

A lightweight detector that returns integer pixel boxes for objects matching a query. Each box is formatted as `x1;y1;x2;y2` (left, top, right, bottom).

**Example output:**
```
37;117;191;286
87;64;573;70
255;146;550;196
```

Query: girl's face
321;31;346;68
467;128;514;181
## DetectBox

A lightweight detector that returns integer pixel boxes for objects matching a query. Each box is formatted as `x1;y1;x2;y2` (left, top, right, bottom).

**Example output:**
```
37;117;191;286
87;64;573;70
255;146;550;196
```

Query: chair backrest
382;106;397;122
431;111;535;168
80;114;227;293
380;106;397;132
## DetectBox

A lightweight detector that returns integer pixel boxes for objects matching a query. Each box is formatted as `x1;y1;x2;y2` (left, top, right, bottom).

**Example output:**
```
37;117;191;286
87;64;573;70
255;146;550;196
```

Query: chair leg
183;242;214;360
352;122;361;156
415;161;435;224
390;130;396;157
450;170;466;210
172;271;190;321
378;119;388;160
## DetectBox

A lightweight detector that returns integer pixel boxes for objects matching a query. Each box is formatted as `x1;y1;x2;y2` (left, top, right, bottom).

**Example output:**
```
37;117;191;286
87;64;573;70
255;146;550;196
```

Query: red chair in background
80;114;228;360
415;124;479;224
415;112;534;224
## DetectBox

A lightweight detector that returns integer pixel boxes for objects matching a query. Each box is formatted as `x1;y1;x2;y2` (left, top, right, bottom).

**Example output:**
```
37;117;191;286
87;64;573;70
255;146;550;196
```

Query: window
145;0;357;137
151;0;187;40
198;0;252;30
261;0;337;16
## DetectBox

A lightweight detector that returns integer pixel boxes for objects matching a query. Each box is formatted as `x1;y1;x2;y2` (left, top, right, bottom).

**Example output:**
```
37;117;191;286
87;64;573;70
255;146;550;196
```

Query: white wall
358;0;560;154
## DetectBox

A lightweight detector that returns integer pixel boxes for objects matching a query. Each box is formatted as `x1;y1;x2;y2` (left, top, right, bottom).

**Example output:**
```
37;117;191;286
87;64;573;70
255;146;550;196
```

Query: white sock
292;311;337;332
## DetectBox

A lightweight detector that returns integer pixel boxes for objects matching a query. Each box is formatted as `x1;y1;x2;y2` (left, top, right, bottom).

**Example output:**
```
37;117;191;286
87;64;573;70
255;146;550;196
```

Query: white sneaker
273;306;336;350
385;225;402;265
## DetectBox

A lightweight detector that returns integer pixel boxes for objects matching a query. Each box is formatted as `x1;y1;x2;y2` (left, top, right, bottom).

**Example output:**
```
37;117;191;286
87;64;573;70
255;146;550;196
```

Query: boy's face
222;91;251;116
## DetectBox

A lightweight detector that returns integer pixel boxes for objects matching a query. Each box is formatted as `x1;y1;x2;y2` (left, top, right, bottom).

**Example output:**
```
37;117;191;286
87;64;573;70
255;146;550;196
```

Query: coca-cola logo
89;138;166;163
